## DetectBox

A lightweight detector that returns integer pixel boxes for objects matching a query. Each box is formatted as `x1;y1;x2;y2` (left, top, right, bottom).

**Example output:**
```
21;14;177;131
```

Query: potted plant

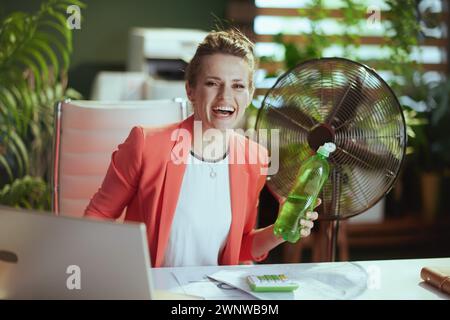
0;0;84;210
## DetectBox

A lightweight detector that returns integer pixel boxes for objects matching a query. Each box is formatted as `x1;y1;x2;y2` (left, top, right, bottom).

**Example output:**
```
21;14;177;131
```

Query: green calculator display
246;274;299;292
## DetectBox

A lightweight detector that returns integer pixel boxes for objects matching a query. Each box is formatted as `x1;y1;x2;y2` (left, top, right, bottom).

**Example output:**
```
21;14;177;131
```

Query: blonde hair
185;29;256;89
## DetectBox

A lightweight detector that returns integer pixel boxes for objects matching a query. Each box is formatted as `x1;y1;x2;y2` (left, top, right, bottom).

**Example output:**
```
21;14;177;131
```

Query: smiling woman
83;28;320;268
187;54;251;132
185;29;256;135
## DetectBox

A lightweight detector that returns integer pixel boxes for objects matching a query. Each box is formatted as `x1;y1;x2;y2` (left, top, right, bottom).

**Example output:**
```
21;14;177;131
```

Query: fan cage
255;57;407;220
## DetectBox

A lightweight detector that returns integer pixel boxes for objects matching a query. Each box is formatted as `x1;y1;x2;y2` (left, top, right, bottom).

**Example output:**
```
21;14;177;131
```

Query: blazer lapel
154;117;193;267
220;133;249;265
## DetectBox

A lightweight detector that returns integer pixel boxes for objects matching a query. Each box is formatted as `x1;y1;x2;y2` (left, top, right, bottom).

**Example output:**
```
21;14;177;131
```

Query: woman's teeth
212;106;235;116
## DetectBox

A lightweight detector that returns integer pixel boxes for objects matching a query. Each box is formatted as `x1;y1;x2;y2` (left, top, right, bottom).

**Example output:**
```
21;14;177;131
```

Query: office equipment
0;206;153;299
246;274;299;292
126;28;207;77
125;28;206;100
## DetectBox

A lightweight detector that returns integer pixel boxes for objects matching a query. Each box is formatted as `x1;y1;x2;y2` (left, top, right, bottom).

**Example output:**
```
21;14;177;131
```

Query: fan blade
260;104;317;132
325;71;369;127
331;140;399;174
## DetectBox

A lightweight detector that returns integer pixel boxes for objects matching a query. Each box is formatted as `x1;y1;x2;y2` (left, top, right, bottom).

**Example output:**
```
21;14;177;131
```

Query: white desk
152;257;450;300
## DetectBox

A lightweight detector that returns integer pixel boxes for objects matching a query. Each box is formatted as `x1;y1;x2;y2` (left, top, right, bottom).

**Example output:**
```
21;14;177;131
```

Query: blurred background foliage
251;0;449;222
260;0;449;176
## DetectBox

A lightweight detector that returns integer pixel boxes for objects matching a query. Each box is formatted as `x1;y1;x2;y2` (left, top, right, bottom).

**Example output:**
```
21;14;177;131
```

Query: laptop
0;206;163;299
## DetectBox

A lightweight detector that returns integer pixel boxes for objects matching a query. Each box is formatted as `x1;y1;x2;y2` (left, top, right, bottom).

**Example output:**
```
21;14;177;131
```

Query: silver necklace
207;164;217;179
190;151;223;179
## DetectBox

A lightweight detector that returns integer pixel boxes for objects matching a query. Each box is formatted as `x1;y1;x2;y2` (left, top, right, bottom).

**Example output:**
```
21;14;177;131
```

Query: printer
127;27;207;80
91;28;207;101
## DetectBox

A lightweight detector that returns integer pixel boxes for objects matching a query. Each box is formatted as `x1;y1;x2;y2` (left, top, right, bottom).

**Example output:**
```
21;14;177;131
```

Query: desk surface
152;257;450;300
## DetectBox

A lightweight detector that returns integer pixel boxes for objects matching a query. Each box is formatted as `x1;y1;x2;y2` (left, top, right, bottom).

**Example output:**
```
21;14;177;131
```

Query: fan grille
256;58;406;220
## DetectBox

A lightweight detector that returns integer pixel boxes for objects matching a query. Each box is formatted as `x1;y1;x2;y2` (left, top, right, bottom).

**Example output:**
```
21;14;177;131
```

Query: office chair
52;99;191;218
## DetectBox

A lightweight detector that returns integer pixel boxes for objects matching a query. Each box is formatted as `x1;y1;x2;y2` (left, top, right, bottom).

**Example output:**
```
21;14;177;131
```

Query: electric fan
255;57;407;261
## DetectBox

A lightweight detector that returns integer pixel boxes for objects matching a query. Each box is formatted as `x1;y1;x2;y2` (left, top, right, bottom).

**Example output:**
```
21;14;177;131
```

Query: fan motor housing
307;123;335;151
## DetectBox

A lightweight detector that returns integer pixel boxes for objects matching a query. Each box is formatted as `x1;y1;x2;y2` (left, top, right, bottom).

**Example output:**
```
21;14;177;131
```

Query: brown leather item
420;267;450;295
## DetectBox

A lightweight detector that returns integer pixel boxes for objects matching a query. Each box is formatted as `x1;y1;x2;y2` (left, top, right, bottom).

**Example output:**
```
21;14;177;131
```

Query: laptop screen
0;206;153;299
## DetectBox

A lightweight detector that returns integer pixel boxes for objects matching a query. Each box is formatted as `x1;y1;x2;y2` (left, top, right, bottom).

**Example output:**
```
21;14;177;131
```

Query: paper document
171;267;254;300
208;262;369;300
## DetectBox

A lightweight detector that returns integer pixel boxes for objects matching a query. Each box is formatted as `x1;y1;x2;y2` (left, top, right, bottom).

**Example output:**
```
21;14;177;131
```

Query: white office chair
52;99;191;218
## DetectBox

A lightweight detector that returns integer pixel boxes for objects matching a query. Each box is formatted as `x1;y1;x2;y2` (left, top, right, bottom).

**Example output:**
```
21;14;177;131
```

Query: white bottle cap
317;142;336;158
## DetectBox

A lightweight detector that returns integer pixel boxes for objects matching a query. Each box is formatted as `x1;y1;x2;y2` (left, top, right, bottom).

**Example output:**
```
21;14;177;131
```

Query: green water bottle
274;142;336;243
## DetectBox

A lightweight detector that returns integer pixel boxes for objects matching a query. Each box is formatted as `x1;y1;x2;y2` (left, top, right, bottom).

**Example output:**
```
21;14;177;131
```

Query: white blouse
162;151;232;267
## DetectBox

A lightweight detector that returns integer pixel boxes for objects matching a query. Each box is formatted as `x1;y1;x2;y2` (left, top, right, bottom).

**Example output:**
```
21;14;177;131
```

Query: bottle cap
317;142;336;158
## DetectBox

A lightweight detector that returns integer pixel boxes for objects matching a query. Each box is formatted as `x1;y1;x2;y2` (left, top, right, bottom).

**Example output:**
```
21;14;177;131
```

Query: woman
84;29;319;267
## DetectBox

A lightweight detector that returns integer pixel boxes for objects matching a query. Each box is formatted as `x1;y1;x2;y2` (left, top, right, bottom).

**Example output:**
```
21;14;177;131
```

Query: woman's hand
298;198;321;238
251;198;323;258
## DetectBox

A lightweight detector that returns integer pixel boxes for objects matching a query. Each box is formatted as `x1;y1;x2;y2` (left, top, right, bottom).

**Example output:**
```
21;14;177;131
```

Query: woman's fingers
314;198;322;208
300;228;311;237
300;219;314;228
300;213;317;238
306;211;319;220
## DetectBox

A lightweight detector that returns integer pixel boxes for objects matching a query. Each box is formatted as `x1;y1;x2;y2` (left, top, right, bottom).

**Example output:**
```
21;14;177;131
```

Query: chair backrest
52;99;191;217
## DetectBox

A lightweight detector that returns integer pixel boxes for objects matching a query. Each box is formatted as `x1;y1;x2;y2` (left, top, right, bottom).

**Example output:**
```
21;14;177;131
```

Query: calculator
246;274;299;292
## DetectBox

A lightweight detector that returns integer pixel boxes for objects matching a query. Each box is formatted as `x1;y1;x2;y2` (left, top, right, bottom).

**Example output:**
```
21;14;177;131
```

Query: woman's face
186;53;253;131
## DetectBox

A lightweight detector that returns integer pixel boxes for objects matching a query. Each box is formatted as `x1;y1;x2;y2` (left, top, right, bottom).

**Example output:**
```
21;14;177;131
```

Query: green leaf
7;85;30;134
25;47;49;86
17;80;34;113
0;175;50;209
30;37;60;78
34;31;70;70
0;87;20;129
14;54;42;91
9;129;30;175
43;10;72;51
38;19;68;39
0;155;13;182
65;87;82;99
0;131;24;177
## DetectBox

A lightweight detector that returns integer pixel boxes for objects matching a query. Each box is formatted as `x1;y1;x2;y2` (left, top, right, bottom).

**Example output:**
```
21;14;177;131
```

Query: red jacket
85;115;269;267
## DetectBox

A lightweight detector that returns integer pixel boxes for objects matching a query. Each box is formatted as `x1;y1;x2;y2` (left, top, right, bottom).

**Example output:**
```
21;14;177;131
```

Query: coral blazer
84;115;269;267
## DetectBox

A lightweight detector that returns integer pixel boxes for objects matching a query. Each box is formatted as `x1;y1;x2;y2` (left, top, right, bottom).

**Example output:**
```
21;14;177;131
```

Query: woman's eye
206;81;217;87
233;83;245;89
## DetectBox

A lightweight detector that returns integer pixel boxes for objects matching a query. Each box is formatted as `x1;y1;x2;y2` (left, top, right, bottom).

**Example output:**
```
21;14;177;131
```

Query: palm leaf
0;125;29;177
13;53;42;91
25;47;50;86
34;31;70;70
29;37;59;80
0;87;20;128
0;155;13;182
42;10;72;51
7;84;30;134
37;19;69;41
